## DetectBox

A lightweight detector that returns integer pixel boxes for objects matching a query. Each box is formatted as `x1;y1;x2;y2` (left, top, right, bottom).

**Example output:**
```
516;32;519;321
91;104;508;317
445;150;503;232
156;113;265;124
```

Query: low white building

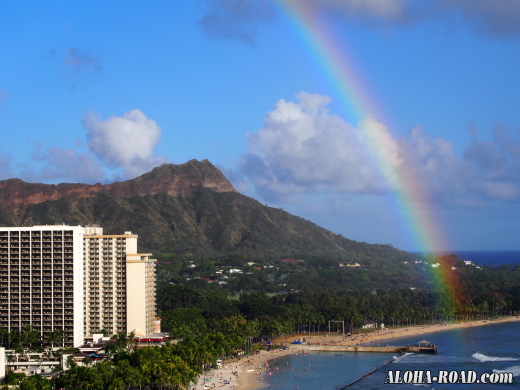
362;322;377;329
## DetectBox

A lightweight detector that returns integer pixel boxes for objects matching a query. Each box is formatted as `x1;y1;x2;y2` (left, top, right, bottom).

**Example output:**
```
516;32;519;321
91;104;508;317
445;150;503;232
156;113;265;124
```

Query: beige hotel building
83;226;156;338
0;225;156;347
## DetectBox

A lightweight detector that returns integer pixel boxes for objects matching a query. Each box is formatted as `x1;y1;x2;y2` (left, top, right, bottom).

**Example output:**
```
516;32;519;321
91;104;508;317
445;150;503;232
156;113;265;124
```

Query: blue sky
1;0;520;252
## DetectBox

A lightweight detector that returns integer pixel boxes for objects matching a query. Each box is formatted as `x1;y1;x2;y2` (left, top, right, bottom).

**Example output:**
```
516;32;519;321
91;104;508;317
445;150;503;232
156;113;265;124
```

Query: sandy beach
192;316;520;390
191;347;304;390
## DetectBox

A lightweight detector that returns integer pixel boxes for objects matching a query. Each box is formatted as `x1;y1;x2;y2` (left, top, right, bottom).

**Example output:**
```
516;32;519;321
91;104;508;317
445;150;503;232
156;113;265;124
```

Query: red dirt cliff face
0;159;236;211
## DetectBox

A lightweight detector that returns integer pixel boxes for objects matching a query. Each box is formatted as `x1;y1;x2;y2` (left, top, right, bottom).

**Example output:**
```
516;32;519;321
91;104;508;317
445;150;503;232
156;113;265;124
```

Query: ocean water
428;251;520;267
261;321;520;390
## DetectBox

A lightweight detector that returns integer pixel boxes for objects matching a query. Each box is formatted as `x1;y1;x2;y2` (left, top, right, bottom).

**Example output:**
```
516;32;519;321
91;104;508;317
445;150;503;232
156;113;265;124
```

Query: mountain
0;159;235;212
0;159;412;262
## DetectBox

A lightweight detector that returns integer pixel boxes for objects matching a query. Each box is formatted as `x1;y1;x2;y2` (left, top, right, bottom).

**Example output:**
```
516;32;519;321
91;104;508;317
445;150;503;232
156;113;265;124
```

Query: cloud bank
240;92;520;206
200;0;520;41
240;92;387;200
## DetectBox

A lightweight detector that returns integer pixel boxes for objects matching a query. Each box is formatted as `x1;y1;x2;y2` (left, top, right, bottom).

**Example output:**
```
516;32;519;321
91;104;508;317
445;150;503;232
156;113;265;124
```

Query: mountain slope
0;160;412;262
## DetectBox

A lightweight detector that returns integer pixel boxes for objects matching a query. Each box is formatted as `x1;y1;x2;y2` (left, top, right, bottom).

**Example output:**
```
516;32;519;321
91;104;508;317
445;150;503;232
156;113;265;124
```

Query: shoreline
357;316;520;347
193;316;520;390
192;347;304;390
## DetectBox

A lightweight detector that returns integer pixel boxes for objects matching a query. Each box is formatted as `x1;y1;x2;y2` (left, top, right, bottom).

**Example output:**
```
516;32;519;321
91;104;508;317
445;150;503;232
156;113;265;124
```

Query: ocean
260;321;520;389
427;251;520;267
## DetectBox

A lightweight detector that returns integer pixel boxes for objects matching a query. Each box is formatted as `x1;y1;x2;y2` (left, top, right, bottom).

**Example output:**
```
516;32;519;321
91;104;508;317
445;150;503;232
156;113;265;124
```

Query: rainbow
275;0;460;302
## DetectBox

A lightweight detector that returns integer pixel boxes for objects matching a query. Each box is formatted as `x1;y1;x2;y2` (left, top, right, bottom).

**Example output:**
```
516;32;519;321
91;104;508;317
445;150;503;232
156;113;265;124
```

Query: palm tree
0;326;8;347
8;329;19;350
114;359;140;390
22;378;48;390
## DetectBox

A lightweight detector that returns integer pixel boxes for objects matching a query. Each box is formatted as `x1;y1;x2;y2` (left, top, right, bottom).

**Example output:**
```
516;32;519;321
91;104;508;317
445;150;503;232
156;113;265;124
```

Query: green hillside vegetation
155;252;428;292
155;252;491;293
0;187;414;261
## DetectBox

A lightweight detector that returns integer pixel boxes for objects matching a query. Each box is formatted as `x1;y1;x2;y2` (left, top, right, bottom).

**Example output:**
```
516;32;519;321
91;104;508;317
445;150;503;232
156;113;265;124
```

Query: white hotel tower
0;225;156;347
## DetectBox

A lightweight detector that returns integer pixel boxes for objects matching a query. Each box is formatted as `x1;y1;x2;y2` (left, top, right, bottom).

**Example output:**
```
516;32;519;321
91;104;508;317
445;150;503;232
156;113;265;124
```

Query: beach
191;347;303;390
192;316;520;390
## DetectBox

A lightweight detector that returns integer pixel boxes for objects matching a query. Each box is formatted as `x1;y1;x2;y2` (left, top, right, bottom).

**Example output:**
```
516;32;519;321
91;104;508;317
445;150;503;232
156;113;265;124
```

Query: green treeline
157;282;518;338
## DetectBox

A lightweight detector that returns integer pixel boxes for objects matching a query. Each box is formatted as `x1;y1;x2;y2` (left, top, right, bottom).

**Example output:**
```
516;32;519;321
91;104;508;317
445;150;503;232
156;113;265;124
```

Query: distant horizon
427;250;520;253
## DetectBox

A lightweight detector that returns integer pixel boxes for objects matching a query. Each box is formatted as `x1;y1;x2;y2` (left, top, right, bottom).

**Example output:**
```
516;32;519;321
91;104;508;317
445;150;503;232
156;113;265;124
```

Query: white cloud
241;92;391;200
463;123;520;200
2;110;169;184
241;92;520;205
396;126;473;204
82;109;168;179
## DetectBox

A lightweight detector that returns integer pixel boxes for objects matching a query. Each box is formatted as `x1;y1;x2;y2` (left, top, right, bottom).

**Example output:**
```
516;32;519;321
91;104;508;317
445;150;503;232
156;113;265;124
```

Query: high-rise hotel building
83;226;156;338
0;226;84;347
0;225;156;347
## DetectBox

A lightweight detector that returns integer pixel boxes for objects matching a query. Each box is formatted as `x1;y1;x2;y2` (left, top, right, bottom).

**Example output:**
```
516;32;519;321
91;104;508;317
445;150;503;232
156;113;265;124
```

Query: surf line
340;358;395;389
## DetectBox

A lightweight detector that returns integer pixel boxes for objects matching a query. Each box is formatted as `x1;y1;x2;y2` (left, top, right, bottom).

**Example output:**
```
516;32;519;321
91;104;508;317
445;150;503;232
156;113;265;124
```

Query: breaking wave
493;365;520;377
392;352;413;363
472;352;520;362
